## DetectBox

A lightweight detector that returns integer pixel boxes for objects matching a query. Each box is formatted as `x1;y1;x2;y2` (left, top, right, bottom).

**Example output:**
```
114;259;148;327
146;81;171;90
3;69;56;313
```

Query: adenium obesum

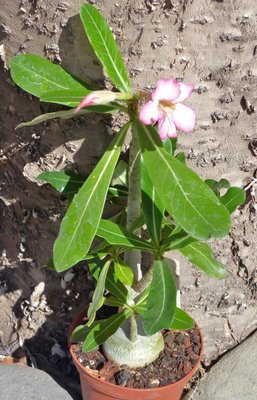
139;78;196;140
9;2;246;386
75;77;196;141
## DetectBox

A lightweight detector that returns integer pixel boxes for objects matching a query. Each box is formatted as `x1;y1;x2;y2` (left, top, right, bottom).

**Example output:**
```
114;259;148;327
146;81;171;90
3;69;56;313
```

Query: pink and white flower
139;78;196;140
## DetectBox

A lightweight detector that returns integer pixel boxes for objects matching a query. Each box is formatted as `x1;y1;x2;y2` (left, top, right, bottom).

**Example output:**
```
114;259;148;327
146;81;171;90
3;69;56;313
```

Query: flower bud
75;90;119;112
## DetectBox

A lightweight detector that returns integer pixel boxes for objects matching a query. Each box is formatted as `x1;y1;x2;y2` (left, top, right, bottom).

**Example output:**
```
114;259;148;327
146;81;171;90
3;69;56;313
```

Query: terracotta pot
68;311;203;400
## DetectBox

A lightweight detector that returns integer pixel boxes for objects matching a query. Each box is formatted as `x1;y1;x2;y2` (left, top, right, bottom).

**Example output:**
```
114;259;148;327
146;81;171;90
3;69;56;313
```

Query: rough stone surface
190;331;257;400
0;365;73;400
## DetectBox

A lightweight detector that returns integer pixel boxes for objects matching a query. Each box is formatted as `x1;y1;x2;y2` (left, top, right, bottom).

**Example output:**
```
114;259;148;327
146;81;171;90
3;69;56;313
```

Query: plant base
68;312;203;400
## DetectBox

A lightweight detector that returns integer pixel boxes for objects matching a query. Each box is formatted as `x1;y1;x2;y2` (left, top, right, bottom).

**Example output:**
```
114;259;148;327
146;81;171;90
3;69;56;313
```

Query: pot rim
68;310;204;394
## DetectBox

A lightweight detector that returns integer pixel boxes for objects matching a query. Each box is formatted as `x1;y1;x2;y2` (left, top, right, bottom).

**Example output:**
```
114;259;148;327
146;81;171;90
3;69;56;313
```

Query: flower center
158;100;176;114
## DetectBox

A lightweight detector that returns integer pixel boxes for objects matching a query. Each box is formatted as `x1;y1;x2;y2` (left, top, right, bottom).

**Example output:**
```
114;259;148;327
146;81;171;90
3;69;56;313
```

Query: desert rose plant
10;4;245;369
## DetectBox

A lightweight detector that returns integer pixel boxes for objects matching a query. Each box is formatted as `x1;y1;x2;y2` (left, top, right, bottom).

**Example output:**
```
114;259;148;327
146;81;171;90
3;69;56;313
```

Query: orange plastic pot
68;312;203;400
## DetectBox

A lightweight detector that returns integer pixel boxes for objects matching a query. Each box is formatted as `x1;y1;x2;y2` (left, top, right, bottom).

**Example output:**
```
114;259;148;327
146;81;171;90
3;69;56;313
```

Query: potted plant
9;3;246;400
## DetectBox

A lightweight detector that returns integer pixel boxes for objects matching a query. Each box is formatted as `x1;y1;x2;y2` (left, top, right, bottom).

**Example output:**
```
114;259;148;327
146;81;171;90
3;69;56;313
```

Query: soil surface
1;0;257;399
72;327;202;389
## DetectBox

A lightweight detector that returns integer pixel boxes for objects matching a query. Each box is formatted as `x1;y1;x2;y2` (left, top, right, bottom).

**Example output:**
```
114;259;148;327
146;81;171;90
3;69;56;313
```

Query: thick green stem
129;314;138;343
125;124;142;342
133;266;153;293
124;127;142;283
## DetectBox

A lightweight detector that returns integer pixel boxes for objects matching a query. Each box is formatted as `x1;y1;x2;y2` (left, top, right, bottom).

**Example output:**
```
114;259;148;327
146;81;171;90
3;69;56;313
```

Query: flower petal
158;113;177;140
151;78;181;102
139;100;159;125
172;103;196;133
75;91;117;112
176;82;194;103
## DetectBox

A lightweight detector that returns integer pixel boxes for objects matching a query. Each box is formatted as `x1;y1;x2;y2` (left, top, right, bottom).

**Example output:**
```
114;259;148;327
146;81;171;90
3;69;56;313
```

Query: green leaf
97;219;155;252
175;152;186;164
220;187;246;214
16;104;118;129
205;178;230;195
162;230;197;252
10;54;90;103
40;89;86;107
180;242;227;279
83;310;132;351
87;260;111;326
114;210;127;227
133;285;151;314
38;171;86;197
135;122;231;241
170;308;194;330
53;122;129;271
87;257;108;281
88;261;129;303
129;214;145;232
106;264;130;303
163;138;176;155
108;185;128;198
114;258;134;286
104;296;126;308
112;160;128;186
143;258;177;335
44;258;55;271
80;4;131;93
71;321;97;342
141;159;164;245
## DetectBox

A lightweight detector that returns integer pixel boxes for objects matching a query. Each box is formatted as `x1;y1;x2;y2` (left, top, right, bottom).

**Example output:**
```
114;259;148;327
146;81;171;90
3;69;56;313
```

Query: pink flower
139;78;196;140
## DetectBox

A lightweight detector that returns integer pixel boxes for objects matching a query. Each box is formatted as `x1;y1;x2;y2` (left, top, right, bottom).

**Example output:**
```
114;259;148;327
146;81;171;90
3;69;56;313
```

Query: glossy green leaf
141;159;164;244
162;230;197;252
88;261;129;303
106;264;130;303
129;215;145;232
87;260;111;326
180;242;227;279
112;160;128;186
87;257;108;281
45;258;55;271
170;308;194;330
10;54;90;102
135;122;231;241
175;151;186;164
71;321;97;343
114;258;134;286
114;210;127;227
143;258;177;335
53;123;129;271
205;178;230;195
108;185;128;198
83;310;132;351
163;138;176;155
96;219;155;252
160;220;175;242
38;171;86;197
16;104;118;129
104;296;126;308
80;4;131;93
220;187;246;214
40;89;86;107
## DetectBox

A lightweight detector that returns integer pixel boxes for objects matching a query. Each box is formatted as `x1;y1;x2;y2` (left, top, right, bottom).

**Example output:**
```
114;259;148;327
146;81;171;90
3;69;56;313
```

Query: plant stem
129;314;138;343
133;266;153;293
125;123;142;342
124;126;142;283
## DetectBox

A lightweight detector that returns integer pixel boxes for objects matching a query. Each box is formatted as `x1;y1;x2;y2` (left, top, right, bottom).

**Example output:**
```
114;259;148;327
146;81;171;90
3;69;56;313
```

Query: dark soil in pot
71;327;201;390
